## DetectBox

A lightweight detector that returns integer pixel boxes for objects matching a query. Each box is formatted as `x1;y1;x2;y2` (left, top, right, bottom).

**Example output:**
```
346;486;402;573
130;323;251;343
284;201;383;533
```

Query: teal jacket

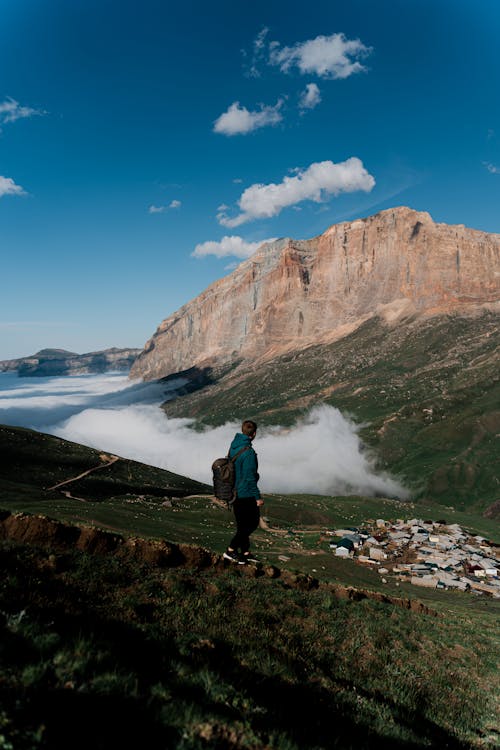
229;433;261;500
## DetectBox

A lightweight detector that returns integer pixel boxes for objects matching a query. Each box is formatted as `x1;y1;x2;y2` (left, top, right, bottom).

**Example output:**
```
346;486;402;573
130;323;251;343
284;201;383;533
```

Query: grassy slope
1;538;499;749
163;312;500;514
1;425;499;747
0;424;211;504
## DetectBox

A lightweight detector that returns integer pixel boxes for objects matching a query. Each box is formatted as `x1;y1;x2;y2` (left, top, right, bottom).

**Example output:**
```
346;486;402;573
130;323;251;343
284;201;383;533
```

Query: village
328;518;500;597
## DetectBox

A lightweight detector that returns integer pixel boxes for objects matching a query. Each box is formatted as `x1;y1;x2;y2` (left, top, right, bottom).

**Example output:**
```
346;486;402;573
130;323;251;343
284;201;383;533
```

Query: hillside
0;424;211;504
1;425;499;747
0;347;141;376
128;206;499;513
162;312;500;514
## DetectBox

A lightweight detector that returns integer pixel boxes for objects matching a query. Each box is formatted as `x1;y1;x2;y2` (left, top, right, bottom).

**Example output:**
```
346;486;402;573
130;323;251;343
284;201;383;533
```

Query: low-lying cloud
0;372;407;498
217;157;375;227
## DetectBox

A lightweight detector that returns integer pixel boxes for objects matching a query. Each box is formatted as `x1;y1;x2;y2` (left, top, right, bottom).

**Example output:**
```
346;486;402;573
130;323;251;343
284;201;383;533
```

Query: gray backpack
212;446;250;506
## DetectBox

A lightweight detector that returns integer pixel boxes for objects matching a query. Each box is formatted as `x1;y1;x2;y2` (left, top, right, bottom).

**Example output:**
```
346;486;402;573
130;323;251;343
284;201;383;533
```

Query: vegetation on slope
1;536;499;749
0;424;211;504
1;425;499;748
162;312;500;513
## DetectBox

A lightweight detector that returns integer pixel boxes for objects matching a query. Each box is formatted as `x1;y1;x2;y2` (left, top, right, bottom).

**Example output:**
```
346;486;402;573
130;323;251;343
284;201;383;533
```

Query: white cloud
213;99;284;136
217;157;375;227
233;178;243;184
299;83;321;110
0;372;406;498
149;200;181;213
483;161;500;175
192;235;277;259
269;32;372;79
0;175;26;198
0;97;44;125
244;27;269;78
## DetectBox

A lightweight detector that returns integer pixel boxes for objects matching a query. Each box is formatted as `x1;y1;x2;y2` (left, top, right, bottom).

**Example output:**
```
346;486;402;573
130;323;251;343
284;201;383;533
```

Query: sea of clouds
0;372;408;498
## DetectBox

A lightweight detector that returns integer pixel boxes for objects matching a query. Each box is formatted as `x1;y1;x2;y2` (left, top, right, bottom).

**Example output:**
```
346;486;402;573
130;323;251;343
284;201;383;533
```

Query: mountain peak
131;207;500;382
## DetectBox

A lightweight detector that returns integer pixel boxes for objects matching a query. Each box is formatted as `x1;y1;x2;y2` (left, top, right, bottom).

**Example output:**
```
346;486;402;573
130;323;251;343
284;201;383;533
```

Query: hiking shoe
242;552;259;564
223;549;245;564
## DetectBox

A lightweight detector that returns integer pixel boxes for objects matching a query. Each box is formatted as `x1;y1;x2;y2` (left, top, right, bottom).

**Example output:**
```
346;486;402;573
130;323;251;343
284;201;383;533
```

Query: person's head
241;419;258;440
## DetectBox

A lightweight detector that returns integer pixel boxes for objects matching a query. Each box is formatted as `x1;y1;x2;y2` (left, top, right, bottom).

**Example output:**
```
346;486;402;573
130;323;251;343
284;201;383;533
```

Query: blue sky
1;0;499;359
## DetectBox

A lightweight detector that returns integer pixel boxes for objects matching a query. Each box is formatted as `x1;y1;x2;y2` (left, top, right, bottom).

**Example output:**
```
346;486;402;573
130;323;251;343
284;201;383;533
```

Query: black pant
229;497;260;554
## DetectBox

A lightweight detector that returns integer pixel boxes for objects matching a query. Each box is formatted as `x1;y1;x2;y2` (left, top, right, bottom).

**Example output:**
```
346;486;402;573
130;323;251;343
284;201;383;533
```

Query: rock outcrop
131;207;500;381
0;347;142;376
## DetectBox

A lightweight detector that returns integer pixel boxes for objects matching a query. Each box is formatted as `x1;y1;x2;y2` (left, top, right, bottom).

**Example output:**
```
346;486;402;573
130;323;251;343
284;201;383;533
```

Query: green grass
162;312;500;513
1;425;499;747
0;539;499;749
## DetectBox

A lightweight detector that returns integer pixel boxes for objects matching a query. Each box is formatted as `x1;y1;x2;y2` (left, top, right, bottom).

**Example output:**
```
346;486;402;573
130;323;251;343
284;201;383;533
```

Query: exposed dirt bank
0;509;439;616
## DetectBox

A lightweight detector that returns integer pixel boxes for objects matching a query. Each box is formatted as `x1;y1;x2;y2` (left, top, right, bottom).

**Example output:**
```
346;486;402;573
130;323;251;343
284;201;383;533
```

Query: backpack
212;446;250;506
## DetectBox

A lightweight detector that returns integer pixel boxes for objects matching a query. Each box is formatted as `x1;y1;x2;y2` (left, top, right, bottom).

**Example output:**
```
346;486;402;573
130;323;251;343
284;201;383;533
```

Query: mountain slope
163;312;500;513
130;206;499;511
0;424;211;504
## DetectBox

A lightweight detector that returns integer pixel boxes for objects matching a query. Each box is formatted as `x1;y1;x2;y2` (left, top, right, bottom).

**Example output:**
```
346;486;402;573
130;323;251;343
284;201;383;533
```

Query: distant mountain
0;347;142;377
130;207;500;512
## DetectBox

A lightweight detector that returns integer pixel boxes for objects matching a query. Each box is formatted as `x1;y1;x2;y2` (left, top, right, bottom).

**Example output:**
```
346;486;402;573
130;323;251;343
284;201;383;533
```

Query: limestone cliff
131;207;500;381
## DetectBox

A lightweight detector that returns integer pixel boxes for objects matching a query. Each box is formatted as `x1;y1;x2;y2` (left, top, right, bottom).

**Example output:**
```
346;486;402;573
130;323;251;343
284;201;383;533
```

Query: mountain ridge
131;206;500;381
0;346;141;377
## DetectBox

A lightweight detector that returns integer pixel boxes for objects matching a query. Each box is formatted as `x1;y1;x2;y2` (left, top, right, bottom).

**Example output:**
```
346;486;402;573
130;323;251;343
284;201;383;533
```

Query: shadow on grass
0;543;476;750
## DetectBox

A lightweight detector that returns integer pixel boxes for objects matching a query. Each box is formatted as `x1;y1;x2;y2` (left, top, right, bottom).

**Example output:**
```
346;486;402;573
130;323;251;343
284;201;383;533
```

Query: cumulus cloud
0;374;407;498
269;32;372;79
299;83;321;110
0;97;45;125
213;99;284;136
217;157;375;227
483;161;500;175
0;175;26;198
148;200;182;213
192;235;277;259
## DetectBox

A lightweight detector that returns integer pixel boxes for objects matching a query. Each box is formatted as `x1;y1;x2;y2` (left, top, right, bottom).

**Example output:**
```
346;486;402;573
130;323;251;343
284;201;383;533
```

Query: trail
46;453;120;492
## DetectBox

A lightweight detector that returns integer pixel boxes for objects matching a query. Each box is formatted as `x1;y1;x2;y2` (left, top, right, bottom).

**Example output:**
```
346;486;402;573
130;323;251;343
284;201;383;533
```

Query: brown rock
131;207;500;381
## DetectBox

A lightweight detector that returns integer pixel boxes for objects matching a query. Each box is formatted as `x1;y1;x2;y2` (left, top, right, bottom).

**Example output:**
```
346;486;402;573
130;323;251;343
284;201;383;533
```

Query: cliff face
0;348;142;377
131;207;500;381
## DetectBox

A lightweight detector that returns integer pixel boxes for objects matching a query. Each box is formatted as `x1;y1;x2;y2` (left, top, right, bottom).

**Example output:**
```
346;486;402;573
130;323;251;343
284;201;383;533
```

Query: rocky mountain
131;207;500;513
131;206;500;381
0;347;141;377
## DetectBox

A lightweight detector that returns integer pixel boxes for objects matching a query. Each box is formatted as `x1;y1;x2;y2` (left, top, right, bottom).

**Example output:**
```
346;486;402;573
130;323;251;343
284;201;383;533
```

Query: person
223;419;264;564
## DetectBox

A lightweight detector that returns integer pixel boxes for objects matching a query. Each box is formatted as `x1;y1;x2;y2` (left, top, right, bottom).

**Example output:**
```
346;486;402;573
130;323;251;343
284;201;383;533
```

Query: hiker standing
223;420;263;564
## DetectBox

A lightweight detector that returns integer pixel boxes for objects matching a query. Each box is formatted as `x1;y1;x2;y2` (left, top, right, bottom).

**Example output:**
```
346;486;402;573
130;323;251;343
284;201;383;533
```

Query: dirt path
46;454;120;492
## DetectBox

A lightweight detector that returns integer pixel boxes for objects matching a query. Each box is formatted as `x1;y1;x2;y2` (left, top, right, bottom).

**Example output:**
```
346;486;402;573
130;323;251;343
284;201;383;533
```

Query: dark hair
241;420;258;436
